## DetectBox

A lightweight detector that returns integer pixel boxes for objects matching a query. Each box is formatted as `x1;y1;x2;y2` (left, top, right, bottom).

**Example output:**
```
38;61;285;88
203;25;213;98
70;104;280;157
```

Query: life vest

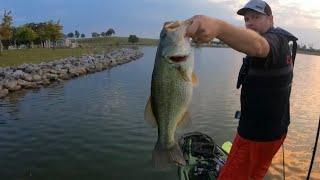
236;27;298;141
237;27;298;89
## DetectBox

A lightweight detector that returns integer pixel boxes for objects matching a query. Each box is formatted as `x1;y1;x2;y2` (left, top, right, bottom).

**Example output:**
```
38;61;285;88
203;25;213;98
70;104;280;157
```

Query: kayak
178;132;231;180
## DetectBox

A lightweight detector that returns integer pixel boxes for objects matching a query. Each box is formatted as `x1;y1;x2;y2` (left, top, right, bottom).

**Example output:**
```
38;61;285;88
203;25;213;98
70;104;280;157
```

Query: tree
80;33;85;38
106;28;115;36
44;20;63;48
128;35;139;44
75;30;80;38
91;32;99;38
67;32;74;38
26;22;50;48
15;26;38;48
0;10;13;54
101;32;106;37
25;21;62;48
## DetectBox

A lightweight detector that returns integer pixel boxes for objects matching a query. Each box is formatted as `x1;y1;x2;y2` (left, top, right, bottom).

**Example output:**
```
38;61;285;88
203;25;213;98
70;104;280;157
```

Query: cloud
205;0;320;48
207;0;320;29
269;0;320;29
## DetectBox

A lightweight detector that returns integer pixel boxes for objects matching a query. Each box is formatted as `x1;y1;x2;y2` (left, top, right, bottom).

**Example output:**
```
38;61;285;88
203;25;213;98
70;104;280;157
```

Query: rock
69;68;80;77
32;74;42;82
95;54;104;59
50;69;58;74
12;70;25;79
85;65;96;73
0;48;143;96
0;88;9;98
79;67;87;75
64;63;73;69
17;79;29;86
60;69;68;74
59;73;70;80
4;80;21;91
95;63;103;71
46;73;58;81
55;64;64;71
22;73;33;82
17;79;38;89
38;79;50;86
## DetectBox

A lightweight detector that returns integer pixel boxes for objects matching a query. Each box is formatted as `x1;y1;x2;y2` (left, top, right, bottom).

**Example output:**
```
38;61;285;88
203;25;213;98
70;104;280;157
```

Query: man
186;0;298;179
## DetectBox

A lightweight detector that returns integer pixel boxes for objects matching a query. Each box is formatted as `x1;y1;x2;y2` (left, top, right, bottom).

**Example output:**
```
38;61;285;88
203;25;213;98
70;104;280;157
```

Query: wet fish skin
145;20;197;168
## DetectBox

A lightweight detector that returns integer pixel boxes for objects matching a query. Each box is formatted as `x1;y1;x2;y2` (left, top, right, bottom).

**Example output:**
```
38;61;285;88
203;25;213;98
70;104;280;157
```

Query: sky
1;0;320;48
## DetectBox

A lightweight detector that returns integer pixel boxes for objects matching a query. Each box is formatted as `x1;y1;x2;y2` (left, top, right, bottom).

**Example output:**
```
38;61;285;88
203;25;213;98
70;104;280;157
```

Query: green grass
76;36;158;47
0;36;158;67
0;47;105;67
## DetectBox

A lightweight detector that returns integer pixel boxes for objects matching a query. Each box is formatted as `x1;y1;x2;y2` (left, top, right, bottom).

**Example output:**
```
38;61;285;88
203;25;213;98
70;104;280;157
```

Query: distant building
56;38;73;47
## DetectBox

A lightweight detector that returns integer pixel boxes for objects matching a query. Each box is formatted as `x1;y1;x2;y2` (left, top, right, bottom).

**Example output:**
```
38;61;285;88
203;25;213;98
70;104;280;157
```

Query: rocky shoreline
0;48;143;98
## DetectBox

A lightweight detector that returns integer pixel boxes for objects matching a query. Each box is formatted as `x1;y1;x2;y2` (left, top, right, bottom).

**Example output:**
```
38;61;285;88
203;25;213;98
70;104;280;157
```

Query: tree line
67;30;85;38
0;11;63;54
90;29;139;44
91;28;115;38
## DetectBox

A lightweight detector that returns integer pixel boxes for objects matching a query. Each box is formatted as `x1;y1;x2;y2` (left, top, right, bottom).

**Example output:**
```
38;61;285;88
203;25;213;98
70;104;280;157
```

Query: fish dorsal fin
192;72;198;86
144;97;157;128
177;111;192;128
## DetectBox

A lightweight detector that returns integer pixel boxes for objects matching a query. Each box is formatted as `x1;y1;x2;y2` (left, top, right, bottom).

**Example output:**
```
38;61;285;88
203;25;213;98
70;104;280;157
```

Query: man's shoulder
263;32;287;43
263;29;291;45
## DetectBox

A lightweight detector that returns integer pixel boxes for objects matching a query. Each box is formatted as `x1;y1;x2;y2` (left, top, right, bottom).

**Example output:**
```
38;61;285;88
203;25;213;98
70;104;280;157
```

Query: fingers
185;16;199;38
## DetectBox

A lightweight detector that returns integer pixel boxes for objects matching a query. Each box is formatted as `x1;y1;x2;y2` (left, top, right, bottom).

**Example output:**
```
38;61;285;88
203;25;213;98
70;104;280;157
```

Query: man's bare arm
186;15;270;57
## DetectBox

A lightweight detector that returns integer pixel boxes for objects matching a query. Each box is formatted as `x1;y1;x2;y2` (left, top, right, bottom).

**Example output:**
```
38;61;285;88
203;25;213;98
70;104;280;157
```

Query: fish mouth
169;55;188;62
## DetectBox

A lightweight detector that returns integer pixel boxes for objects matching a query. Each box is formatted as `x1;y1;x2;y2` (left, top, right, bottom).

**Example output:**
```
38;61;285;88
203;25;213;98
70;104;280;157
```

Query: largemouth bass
145;20;198;168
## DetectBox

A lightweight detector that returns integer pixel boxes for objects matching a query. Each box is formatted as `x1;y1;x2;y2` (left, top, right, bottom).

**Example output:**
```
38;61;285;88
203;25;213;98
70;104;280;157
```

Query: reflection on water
0;47;319;179
269;54;320;180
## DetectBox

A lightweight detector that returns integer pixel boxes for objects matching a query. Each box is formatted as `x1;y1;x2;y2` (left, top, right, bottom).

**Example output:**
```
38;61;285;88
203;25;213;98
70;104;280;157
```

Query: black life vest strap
268;27;298;67
236;27;298;89
248;64;293;77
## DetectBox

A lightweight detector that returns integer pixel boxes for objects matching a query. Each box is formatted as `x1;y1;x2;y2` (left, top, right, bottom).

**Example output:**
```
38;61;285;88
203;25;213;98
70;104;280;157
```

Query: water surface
0;47;319;179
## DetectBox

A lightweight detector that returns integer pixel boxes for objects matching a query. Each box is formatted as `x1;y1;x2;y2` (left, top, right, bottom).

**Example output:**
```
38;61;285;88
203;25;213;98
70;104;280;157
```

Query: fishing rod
282;144;286;180
306;115;320;180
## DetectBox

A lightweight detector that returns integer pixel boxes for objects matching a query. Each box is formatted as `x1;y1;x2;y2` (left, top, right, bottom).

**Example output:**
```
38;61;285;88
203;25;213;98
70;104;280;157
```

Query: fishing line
306;115;320;180
282;144;285;180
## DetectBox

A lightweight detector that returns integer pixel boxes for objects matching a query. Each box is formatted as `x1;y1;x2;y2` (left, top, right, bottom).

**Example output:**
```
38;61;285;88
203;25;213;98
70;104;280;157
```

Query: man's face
243;10;273;34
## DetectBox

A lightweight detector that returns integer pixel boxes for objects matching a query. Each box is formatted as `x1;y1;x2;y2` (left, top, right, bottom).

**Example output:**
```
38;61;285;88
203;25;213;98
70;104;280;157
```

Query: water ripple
0;48;319;179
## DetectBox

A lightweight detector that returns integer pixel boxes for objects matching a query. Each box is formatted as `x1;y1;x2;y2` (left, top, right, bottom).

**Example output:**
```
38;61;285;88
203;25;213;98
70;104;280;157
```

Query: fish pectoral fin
192;72;198;86
177;111;192;128
144;97;157;128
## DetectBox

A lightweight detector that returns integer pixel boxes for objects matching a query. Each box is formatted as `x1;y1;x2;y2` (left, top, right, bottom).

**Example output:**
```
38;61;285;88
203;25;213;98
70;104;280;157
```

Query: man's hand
185;15;221;43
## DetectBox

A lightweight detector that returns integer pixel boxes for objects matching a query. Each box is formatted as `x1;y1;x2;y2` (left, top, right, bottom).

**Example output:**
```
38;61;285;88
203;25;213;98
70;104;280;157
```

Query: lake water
0;47;319;180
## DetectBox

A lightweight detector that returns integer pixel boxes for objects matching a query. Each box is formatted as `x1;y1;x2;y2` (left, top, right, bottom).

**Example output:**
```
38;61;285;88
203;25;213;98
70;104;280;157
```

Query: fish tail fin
152;143;186;168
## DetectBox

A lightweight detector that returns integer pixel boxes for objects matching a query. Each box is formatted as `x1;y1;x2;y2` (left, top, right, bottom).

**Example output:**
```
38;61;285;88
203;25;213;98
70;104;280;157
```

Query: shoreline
198;46;320;56
0;48;143;98
297;50;320;56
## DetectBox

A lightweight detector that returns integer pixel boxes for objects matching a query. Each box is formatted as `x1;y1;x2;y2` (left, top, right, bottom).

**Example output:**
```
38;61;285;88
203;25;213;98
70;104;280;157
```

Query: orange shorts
218;133;286;180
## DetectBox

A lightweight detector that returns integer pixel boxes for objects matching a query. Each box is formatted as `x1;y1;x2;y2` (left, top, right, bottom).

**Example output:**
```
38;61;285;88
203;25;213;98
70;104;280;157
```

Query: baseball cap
237;0;272;16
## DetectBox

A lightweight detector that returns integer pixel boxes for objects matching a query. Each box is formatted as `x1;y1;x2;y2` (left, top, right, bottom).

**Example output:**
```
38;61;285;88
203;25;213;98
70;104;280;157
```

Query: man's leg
218;133;251;180
218;133;286;180
249;134;286;179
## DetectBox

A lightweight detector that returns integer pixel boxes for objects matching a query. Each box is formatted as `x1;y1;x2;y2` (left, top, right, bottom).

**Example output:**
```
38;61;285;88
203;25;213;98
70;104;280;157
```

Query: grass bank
0;47;107;67
0;36;158;67
75;36;158;47
297;50;320;56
